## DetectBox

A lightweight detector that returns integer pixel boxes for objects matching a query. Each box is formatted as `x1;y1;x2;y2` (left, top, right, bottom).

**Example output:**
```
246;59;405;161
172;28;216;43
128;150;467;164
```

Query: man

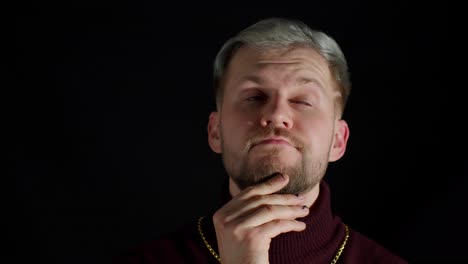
115;17;408;264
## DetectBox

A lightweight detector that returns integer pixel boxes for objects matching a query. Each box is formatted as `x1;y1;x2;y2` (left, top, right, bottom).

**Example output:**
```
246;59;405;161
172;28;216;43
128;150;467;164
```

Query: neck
228;177;320;209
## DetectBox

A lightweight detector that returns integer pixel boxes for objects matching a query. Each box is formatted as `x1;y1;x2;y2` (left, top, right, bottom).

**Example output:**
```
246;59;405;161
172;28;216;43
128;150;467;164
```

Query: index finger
241;173;289;198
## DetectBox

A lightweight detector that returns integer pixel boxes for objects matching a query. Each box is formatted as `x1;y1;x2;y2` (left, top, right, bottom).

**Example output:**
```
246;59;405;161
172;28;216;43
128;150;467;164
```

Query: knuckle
231;225;244;240
262;204;274;213
286;194;296;202
251;195;265;203
273;219;282;225
243;185;257;196
213;210;220;219
244;229;258;242
213;211;228;226
213;211;222;223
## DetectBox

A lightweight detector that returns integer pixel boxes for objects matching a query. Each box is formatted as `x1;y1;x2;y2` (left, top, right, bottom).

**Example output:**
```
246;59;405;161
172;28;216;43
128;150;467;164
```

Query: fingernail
296;194;305;199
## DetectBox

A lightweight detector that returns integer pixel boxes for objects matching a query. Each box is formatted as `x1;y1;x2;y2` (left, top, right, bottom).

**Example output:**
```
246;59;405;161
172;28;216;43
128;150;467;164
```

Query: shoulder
342;227;408;264
112;218;214;264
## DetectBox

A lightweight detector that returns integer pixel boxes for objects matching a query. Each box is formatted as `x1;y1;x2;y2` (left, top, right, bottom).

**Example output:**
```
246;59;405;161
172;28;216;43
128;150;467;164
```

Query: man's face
208;46;349;194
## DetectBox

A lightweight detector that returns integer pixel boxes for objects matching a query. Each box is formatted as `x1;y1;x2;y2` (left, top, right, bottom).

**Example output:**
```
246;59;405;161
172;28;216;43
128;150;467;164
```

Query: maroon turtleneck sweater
114;181;408;264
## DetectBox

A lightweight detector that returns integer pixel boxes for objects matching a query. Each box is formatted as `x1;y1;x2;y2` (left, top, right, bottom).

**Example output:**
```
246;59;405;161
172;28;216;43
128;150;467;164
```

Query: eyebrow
240;76;324;90
296;77;324;90
240;75;264;84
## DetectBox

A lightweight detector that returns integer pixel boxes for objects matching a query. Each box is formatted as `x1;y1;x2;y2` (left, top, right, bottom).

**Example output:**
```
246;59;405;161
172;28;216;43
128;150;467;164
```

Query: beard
221;126;330;194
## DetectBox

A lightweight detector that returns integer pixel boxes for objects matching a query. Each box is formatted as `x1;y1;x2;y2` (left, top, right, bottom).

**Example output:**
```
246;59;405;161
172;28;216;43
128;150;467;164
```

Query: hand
212;173;309;264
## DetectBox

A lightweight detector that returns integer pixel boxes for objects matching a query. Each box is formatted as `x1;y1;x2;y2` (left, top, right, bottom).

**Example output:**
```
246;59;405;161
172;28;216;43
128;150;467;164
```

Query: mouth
253;137;293;148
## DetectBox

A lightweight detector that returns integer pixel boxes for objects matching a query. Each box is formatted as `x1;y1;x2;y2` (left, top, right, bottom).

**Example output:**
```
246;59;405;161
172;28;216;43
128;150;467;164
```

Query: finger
252;219;306;239
215;173;291;225
223;193;306;223
234;204;309;229
217;173;289;218
241;173;289;199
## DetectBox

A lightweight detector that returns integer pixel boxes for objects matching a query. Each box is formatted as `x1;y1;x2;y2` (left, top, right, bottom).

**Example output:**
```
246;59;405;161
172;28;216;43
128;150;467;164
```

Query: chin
255;152;299;166
276;180;317;195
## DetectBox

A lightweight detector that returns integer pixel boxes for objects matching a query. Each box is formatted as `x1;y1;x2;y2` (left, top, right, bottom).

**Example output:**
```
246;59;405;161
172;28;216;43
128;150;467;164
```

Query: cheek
223;106;258;127
300;119;334;150
221;112;255;145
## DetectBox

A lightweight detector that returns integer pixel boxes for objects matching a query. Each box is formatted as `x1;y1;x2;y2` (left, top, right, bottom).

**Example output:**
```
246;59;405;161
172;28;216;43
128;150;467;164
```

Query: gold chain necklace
197;216;349;264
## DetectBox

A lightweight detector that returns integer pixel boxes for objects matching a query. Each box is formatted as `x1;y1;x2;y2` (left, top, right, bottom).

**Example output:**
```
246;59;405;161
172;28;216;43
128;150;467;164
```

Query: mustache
244;126;305;152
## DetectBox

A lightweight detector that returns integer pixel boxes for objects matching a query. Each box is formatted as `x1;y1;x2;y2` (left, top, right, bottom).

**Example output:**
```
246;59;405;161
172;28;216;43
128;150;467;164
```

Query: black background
13;2;464;264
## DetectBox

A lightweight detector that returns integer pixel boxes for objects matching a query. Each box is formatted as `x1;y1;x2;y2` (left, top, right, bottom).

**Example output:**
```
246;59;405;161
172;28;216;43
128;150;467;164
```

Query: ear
208;112;222;153
328;119;350;162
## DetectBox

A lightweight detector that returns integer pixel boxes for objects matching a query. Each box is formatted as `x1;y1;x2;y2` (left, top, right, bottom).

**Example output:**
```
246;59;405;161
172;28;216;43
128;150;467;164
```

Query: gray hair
213;17;351;116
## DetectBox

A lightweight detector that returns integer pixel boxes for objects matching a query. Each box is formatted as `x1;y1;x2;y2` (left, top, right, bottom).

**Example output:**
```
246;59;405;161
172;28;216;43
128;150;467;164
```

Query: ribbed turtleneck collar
204;180;346;264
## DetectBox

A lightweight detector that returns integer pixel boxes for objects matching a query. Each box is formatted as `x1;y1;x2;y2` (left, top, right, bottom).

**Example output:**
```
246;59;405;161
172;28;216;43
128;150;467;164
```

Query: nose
260;98;293;129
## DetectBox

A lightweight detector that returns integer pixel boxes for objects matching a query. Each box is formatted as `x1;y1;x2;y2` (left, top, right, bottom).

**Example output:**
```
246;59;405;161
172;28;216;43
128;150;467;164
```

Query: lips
253;137;292;147
258;139;290;145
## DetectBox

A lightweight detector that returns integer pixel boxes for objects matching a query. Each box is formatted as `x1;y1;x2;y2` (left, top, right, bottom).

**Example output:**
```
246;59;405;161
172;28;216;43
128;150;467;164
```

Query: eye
291;100;312;106
246;95;266;102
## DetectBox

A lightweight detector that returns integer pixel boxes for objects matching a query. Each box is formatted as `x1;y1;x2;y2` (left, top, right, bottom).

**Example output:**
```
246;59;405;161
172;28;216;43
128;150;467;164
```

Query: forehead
224;46;334;89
